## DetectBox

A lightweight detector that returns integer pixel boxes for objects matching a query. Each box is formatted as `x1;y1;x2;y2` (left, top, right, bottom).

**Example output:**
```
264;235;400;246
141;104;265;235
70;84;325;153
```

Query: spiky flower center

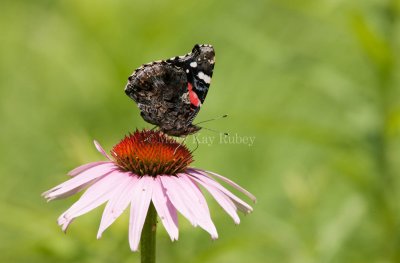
111;130;193;176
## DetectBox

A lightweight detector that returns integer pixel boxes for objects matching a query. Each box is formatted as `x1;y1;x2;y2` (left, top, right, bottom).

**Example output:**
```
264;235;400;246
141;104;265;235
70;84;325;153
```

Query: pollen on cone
111;130;193;176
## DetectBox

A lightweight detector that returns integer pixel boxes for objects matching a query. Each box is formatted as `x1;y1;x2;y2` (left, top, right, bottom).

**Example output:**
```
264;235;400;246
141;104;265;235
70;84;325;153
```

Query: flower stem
141;203;157;263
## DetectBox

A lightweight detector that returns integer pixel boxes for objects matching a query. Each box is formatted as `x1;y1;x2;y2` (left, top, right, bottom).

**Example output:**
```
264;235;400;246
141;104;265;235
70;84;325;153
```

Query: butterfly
125;44;215;137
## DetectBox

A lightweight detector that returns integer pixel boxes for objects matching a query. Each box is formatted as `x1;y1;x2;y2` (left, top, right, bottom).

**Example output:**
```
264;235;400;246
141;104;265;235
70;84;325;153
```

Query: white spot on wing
180;92;190;104
190;62;197;68
197;72;211;84
186;69;189;73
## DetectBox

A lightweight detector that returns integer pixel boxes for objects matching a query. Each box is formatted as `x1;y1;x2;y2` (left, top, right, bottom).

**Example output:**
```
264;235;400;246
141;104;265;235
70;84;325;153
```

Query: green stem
141;203;157;263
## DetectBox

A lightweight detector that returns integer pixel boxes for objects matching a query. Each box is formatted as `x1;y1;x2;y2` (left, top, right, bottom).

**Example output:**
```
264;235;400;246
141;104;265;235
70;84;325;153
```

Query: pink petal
152;176;179;241
58;171;128;231
43;163;117;201
177;174;218;239
160;176;197;226
188;170;253;214
129;176;154;251
46;178;102;201
97;175;139;238
162;175;218;239
94;140;112;160
190;176;240;224
68;161;110;176
189;168;257;203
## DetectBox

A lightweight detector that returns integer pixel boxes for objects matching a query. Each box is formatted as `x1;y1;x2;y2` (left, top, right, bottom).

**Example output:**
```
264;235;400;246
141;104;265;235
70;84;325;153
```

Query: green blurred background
1;0;400;262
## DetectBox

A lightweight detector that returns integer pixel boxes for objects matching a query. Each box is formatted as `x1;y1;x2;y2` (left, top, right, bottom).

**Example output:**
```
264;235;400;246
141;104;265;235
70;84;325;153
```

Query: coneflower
43;129;256;262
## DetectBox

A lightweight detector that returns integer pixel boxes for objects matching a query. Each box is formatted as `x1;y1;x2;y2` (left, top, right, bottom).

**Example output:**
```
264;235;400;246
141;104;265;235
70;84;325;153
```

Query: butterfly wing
125;62;197;133
167;44;215;106
125;44;215;136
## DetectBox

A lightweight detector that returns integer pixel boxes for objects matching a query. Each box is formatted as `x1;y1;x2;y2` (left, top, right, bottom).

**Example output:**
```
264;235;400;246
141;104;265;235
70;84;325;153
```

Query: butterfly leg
144;126;159;143
190;134;200;154
173;136;187;155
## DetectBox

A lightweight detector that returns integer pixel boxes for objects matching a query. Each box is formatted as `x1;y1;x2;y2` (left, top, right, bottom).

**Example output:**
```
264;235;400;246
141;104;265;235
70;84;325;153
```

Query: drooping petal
161;175;218;239
190;176;240;224
58;171;127;231
188;170;253;214
160;176;197;226
177;174;218;239
129;176;154;251
97;174;139;238
68;161;111;176
152;176;179;241
43;163;117;201
94;140;112;160
189;168;257;203
46;178;102;201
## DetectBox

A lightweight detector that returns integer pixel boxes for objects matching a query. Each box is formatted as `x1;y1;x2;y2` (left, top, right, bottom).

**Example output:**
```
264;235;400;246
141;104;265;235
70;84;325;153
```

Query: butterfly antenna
199;126;229;136
190;134;200;154
194;114;228;125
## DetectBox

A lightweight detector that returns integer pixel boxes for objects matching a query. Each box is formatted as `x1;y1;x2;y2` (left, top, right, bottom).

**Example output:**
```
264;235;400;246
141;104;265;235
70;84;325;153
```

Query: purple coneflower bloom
43;130;256;251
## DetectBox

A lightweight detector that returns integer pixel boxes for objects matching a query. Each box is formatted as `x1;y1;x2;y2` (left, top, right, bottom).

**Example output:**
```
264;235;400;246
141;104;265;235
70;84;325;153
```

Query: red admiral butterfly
125;44;215;137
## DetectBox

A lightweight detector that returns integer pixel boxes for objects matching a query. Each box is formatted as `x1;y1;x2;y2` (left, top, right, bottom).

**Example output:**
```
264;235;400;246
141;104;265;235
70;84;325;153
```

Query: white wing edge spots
197;72;211;84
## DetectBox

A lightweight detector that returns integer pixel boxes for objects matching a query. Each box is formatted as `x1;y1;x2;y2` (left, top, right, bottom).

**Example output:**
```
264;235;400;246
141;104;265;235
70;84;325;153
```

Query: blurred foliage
1;0;400;262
